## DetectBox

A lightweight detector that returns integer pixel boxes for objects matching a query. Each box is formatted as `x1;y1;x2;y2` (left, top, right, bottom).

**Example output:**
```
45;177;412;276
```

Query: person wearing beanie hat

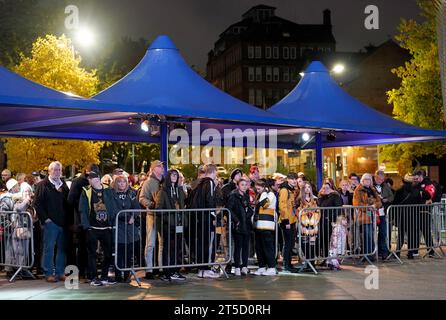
278;172;299;273
6;178;19;192
221;169;243;206
220;168;244;274
67;163;101;279
78;168;116;286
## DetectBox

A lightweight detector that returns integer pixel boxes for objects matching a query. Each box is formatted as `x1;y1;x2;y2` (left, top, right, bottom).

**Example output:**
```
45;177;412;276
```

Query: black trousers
280;222;296;268
301;236;317;260
255;230;276;268
32;221;43;271
116;241;140;280
162;226;183;275
234;232;250;268
319;211;336;258
195;214;214;270
86;228;112;280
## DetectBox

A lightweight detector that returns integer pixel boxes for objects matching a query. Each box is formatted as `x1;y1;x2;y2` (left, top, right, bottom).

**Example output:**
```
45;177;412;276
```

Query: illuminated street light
332;64;345;74
76;27;95;47
302;133;310;142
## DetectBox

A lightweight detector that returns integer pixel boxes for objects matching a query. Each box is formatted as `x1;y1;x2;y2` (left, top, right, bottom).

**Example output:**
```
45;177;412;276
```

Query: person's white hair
360;173;373;185
48;161;62;171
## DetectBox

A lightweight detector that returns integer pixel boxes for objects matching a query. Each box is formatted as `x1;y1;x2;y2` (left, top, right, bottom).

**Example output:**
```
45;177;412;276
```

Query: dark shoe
428;249;436;258
284;266;299;274
46;276;57;283
225;265;232;274
160;274;171;282
170;272;186;281
144;272;155;280
58;275;66;282
90;278;103;287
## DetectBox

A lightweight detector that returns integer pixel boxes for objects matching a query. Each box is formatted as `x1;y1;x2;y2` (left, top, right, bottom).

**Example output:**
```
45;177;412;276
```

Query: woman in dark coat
317;182;343;259
226;178;254;276
155;169;186;281
112;175;141;283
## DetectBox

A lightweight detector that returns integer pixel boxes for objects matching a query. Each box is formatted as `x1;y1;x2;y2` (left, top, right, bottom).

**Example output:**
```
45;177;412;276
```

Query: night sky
60;0;422;72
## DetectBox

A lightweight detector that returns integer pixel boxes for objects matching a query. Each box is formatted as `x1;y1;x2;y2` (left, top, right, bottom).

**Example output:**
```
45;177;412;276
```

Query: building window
249;88;255;105
290;67;297;82
265;47;272;59
256;89;263;106
255;67;262;82
273;89;281;102
283;47;289;59
273;47;279;59
248;46;254;59
255;46;262;59
266;88;273;106
248;67;255;82
266;66;272;82
273;67;280;82
283;67;290;82
290;47;297;59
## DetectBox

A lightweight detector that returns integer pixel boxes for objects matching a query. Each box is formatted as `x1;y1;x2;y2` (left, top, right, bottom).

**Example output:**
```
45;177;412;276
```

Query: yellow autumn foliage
4;35;103;174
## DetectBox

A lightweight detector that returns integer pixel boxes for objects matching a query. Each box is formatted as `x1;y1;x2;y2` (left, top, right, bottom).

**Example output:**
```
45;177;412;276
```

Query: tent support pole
315;132;323;190
160;122;169;172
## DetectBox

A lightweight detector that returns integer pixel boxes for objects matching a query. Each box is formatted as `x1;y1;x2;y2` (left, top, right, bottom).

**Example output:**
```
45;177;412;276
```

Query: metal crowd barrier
0;211;35;282
386;203;446;263
297;206;377;275
114;208;232;286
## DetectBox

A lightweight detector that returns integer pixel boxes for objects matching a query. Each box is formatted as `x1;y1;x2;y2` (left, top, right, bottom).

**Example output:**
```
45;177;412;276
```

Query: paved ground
1;251;445;300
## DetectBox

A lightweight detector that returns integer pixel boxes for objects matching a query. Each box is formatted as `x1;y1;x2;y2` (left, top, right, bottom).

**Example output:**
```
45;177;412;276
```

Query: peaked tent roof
269;61;446;147
0;66;140;141
93;35;286;126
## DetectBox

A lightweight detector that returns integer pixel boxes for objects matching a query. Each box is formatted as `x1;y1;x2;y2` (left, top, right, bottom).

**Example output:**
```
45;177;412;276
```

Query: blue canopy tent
91;35;300;171
269;61;446;188
0;35;303;173
0;65;145;142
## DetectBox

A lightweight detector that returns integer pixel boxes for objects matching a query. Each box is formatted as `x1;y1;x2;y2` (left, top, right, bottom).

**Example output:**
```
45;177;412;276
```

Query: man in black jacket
33;161;71;283
67;163;100;278
190;164;221;278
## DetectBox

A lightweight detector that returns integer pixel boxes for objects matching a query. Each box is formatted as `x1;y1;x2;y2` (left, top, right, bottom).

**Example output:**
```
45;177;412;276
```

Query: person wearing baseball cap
139;160;165;280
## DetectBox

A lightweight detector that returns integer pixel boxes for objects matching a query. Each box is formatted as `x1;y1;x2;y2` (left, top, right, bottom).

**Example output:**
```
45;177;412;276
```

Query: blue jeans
42;221;66;277
378;216;390;257
361;224;375;259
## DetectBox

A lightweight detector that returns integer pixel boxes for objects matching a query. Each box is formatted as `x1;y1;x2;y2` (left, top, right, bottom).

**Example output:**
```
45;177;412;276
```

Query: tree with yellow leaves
380;1;446;174
4;34;103;174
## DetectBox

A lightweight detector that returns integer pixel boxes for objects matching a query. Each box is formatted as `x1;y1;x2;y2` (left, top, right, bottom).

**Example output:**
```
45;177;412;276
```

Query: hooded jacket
353;184;382;225
278;181;297;225
227;189;253;234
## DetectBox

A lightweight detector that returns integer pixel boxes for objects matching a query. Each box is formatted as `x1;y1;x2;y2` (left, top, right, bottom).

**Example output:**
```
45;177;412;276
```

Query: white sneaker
254;267;266;276
203;270;221;279
234;268;241;276
241;267;249;275
262;268;277;276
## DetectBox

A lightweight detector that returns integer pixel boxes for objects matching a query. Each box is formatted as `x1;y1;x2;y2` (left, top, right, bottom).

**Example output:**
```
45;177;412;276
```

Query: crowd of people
0;160;443;285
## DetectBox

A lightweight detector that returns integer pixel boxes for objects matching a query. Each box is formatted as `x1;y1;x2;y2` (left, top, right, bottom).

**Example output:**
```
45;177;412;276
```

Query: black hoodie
227;189;253;234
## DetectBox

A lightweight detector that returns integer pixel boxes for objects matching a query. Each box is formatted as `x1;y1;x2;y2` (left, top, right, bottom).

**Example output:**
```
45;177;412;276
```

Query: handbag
375;210;381;226
14;227;32;240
